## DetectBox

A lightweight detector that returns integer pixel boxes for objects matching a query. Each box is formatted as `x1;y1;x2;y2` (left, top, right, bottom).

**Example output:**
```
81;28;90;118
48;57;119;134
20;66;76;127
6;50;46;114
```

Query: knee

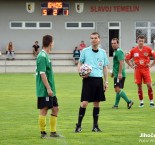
147;84;152;90
137;85;142;90
81;101;88;108
93;102;99;107
40;108;48;116
115;87;120;93
52;106;59;115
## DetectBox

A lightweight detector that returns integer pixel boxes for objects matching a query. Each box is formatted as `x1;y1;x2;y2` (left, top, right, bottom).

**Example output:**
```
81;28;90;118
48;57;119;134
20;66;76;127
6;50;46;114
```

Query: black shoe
112;105;118;109
50;132;63;138
75;124;82;133
138;103;144;108
92;126;102;132
150;103;155;108
40;132;48;138
127;101;134;109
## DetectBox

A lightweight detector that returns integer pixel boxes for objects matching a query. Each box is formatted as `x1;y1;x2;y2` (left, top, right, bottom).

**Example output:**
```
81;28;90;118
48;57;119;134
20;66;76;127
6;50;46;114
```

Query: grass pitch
0;73;155;145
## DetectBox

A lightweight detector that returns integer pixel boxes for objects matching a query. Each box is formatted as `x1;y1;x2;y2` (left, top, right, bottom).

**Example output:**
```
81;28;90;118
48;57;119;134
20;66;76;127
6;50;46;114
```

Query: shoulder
144;46;152;50
82;46;91;52
117;48;124;53
99;48;106;53
130;47;137;52
38;51;46;58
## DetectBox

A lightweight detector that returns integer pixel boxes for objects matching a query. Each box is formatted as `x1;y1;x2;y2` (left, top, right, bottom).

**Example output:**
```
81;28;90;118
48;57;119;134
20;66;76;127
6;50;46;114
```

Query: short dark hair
137;35;145;39
42;35;53;47
111;38;119;44
91;32;100;38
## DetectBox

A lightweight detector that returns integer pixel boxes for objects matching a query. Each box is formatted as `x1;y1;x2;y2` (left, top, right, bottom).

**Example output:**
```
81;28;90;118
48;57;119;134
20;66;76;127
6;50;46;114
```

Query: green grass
0;73;155;145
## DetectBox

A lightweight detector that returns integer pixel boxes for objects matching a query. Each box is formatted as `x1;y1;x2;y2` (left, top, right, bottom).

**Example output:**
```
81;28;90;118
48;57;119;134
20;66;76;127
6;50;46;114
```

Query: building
0;0;155;57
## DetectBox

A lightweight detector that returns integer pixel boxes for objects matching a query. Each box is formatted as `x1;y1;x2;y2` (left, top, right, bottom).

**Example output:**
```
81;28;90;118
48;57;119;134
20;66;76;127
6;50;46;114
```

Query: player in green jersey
36;35;62;138
111;38;134;109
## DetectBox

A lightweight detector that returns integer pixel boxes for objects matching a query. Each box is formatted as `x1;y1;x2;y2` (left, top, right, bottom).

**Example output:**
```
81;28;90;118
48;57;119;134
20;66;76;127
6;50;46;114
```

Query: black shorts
114;77;125;89
81;77;106;102
74;57;79;60
37;96;58;109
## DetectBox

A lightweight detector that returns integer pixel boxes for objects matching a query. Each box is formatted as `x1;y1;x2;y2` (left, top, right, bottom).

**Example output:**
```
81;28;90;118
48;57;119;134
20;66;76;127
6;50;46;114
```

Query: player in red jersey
125;35;155;107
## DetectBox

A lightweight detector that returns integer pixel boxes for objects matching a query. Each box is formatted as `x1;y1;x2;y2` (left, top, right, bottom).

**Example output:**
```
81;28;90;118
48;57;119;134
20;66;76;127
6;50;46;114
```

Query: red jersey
79;43;86;50
126;46;155;68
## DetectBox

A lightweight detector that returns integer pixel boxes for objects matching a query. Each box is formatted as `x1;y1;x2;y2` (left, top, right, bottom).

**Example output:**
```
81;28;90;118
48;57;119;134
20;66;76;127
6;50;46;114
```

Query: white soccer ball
79;64;92;76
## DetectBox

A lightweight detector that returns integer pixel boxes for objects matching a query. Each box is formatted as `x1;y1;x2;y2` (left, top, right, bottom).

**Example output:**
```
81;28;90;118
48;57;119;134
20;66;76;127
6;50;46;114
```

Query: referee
75;32;109;132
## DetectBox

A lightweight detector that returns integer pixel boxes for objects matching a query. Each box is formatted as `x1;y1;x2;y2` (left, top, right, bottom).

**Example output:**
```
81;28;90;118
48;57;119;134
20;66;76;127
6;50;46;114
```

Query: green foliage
0;73;155;145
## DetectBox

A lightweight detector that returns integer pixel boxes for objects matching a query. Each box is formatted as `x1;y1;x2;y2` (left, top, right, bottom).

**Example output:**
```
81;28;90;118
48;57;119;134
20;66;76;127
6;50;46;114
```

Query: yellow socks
39;115;57;133
39;115;46;132
49;115;57;132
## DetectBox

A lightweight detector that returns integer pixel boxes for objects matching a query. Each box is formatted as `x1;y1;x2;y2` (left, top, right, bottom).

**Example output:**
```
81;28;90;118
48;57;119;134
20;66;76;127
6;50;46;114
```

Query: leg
49;106;59;133
143;69;154;107
112;86;121;108
75;101;88;132
39;107;48;138
137;84;143;101
146;83;154;107
78;101;88;125
113;78;123;108
137;84;144;107
135;68;144;107
93;102;100;126
49;96;63;137
11;51;15;59
92;102;102;132
6;51;10;59
113;77;133;109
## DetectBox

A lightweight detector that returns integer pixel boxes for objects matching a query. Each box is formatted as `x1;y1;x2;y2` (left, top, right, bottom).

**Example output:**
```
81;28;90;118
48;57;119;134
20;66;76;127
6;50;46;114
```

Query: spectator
33;41;40;57
79;40;86;52
73;46;80;65
6;41;15;60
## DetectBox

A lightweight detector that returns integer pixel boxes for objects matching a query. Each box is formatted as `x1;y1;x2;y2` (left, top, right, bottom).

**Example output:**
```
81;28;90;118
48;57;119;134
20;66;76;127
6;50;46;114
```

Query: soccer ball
79;64;92;76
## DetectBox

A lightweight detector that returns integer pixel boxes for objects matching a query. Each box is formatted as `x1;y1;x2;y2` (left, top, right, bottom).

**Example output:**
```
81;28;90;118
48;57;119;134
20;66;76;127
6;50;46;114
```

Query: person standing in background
79;40;86;52
111;38;134;109
73;46;80;65
125;35;155;107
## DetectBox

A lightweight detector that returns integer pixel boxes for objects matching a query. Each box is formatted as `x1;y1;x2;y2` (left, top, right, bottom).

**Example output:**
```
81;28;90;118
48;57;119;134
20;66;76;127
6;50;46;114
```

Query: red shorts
134;67;152;84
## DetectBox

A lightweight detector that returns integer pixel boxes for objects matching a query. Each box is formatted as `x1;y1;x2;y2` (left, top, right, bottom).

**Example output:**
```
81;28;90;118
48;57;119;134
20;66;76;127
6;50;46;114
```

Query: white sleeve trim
40;71;45;74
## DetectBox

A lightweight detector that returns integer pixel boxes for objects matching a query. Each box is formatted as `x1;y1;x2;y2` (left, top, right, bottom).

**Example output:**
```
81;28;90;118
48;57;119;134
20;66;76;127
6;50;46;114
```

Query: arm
118;60;123;80
40;72;53;97
77;61;82;72
150;59;155;67
125;58;135;69
125;52;135;69
150;50;155;67
103;65;108;91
